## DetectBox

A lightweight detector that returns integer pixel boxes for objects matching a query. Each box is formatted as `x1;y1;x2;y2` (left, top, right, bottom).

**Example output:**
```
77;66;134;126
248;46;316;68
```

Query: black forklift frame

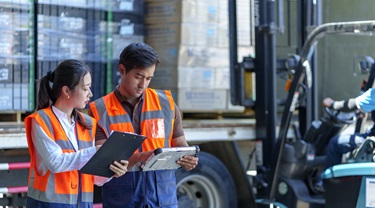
229;0;375;206
229;0;321;201
229;0;320;172
272;20;375;205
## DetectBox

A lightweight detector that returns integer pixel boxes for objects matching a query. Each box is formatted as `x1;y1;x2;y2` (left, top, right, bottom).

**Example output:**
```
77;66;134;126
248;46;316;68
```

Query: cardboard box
177;88;227;111
145;0;219;24
149;67;178;90
145;22;219;46
151;44;229;68
177;67;215;89
177;67;229;90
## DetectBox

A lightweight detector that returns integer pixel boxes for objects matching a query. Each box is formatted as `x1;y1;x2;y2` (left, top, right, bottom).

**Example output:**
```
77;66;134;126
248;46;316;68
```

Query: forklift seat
321;163;375;208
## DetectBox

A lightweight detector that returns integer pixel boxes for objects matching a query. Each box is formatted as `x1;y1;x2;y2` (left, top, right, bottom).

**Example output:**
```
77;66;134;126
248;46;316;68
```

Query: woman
24;60;128;207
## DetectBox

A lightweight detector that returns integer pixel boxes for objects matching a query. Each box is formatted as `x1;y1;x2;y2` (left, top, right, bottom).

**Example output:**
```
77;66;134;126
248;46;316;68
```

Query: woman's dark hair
36;59;92;129
119;42;160;73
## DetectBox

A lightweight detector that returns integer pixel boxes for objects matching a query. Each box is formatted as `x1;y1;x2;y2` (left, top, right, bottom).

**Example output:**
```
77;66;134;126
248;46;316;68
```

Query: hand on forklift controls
322;97;335;108
177;155;199;171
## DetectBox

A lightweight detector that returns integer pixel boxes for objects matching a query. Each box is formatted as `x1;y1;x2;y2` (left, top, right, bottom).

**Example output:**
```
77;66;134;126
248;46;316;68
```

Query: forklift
229;0;375;207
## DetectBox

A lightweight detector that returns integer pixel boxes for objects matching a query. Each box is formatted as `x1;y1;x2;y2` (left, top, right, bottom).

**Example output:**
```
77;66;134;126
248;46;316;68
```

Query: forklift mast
229;0;321;199
229;0;375;205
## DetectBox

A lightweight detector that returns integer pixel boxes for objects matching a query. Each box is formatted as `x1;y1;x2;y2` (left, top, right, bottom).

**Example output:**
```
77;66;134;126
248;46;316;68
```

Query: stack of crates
0;0;147;113
36;0;145;101
0;0;34;111
144;0;253;112
109;0;145;91
36;0;108;101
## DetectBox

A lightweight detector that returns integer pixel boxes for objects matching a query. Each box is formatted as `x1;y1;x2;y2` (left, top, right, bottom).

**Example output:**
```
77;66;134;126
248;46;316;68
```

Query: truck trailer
0;0;308;206
2;0;375;207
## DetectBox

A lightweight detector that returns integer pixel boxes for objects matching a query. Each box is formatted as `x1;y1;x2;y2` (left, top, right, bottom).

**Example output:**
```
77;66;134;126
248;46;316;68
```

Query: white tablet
140;145;200;171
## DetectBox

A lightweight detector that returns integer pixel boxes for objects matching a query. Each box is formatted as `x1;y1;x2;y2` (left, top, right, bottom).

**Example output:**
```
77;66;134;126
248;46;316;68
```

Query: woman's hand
95;145;102;151
110;160;129;178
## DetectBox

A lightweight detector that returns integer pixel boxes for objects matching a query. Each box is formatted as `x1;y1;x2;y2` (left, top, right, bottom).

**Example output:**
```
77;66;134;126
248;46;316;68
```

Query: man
89;42;199;207
323;88;375;169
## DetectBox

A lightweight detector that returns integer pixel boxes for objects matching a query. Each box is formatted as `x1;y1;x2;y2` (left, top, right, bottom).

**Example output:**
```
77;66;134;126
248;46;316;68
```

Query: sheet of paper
366;178;375;207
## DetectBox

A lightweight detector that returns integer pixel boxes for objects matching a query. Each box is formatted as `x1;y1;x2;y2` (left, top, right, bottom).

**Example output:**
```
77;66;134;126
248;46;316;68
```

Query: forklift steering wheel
324;107;354;125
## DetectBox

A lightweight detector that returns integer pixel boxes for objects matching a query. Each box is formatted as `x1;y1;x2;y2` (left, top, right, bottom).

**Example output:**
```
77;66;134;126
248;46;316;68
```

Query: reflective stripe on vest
90;88;174;151
140;89;174;150
24;107;95;204
90;91;134;137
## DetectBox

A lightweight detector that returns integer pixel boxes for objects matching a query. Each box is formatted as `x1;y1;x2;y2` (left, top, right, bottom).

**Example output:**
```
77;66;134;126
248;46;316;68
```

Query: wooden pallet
0;111;34;123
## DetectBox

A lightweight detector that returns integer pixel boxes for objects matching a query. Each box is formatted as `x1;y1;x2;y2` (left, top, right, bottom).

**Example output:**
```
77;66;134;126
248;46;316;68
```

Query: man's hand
323;97;334;108
128;151;154;168
177;155;199;171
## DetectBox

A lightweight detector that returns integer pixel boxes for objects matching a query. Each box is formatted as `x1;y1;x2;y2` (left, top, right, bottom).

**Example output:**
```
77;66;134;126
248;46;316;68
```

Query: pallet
0;111;32;123
0;112;30;135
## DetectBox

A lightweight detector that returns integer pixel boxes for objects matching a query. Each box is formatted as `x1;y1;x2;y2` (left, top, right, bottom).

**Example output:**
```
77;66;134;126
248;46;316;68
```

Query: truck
2;0;375;207
1;0;259;206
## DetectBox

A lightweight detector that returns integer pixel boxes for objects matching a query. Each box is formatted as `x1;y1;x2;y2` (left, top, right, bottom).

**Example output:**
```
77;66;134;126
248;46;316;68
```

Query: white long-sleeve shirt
30;106;110;185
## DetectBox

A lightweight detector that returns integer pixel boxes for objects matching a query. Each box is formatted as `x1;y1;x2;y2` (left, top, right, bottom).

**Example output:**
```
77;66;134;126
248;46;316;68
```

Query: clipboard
140;145;199;171
80;131;146;177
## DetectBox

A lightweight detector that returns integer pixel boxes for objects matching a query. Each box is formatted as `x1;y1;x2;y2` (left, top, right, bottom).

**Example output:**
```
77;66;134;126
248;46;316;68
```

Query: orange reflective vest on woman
89;88;175;151
24;107;96;207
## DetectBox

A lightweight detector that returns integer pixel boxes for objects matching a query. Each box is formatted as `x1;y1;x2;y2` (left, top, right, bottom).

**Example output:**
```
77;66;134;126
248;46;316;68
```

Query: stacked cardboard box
144;0;253;112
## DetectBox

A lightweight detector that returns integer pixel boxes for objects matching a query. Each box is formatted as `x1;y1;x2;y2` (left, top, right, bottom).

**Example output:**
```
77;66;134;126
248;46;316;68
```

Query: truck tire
175;151;237;208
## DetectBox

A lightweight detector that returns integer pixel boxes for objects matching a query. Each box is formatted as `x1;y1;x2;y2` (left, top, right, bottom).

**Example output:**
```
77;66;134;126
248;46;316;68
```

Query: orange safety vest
24;107;95;205
89;88;175;151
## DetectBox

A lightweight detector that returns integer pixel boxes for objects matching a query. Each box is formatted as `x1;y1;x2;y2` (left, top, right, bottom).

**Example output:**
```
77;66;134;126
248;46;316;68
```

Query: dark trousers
325;132;369;169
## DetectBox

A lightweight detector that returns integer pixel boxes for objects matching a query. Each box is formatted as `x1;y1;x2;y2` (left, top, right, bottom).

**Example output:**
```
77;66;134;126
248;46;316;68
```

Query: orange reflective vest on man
90;88;175;151
89;88;178;207
24;107;95;208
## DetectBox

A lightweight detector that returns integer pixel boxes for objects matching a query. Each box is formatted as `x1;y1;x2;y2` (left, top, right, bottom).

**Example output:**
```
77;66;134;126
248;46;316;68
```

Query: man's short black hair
119;42;160;73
